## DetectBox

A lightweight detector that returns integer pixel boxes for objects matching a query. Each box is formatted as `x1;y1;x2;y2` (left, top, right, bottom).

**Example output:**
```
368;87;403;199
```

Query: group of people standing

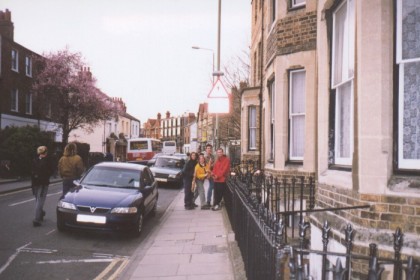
182;144;230;211
31;142;84;227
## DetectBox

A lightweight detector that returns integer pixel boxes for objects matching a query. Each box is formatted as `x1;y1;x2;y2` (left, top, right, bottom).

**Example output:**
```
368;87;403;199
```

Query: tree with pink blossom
32;49;120;148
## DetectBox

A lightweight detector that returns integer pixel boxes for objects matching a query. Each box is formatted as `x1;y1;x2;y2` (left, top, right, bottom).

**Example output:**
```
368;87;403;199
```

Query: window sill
387;175;420;195
288;5;306;12
319;169;352;189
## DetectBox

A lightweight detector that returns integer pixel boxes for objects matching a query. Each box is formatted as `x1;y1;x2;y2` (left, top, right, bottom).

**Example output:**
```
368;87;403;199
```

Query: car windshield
81;166;141;188
154;157;183;169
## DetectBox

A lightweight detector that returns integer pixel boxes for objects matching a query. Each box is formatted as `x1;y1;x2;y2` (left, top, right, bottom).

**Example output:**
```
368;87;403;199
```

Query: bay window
331;0;354;166
396;0;420;170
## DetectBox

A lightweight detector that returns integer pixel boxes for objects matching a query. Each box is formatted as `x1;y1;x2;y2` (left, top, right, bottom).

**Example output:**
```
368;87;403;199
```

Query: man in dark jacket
31;146;53;227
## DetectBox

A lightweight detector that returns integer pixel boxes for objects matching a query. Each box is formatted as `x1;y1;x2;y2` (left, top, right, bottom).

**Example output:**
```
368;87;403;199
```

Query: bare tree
217;50;250;148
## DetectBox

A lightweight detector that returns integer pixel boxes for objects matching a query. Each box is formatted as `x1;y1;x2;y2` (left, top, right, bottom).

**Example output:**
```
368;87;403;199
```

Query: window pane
333;3;346;86
249;106;257;149
401;1;420;60
291;71;306;113
291;115;305;157
336;82;352;158
402;61;420;160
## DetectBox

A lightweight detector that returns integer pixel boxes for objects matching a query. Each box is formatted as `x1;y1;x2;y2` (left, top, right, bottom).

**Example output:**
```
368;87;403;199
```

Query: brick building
0;9;61;142
243;0;420;274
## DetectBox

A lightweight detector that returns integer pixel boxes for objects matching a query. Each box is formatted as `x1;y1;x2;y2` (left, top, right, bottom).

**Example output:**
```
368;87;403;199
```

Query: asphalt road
0;182;181;280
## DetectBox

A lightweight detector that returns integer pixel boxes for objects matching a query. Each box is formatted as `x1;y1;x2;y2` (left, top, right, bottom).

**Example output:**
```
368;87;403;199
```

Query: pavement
0;178;247;280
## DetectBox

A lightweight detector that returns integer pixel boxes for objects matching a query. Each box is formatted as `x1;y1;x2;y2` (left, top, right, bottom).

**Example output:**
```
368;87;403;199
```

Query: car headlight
58;201;77;210
111;207;138;214
168;174;177;179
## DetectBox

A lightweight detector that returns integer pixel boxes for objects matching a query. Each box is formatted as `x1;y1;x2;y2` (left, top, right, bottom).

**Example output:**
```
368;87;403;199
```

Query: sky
2;0;251;123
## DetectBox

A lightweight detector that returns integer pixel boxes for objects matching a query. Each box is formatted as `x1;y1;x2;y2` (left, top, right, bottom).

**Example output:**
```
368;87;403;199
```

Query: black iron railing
225;161;420;280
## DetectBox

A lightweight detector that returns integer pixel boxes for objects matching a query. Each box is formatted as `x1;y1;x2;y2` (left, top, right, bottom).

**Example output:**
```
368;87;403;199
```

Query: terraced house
0;9;61;142
242;0;419;276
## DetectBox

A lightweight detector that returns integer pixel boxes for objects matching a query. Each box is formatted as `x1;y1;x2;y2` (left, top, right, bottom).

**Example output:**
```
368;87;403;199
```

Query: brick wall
266;11;317;62
315;184;420;235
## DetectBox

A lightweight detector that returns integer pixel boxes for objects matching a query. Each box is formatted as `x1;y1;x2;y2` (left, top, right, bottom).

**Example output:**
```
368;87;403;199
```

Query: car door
140;167;157;213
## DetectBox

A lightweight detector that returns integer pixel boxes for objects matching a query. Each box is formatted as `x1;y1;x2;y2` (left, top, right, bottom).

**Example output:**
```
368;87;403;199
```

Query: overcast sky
2;0;251;123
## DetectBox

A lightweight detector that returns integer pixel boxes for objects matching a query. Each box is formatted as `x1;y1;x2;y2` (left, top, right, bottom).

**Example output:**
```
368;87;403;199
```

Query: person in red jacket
211;148;230;211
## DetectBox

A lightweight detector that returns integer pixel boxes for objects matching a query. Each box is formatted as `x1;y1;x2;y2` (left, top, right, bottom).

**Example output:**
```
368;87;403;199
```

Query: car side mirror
73;180;81;187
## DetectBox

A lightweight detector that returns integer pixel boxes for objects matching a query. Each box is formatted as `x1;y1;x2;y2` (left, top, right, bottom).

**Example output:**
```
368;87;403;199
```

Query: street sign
207;77;230;114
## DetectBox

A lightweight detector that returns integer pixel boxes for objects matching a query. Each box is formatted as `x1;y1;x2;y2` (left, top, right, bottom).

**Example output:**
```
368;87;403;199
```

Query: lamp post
192;46;215;83
192;0;223;149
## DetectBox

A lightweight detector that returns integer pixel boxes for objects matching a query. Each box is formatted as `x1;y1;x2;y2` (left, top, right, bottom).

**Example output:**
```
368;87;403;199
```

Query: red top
212;155;231;183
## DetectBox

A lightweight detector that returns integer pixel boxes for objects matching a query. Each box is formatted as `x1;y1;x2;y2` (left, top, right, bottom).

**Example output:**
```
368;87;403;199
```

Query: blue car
56;162;158;237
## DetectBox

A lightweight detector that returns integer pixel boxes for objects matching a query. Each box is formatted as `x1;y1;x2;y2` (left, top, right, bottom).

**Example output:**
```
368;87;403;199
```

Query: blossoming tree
32;49;120;148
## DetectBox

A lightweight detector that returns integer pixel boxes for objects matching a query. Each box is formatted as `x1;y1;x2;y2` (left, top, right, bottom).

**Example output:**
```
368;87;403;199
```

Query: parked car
146;152;164;167
172;153;188;161
150;155;185;188
56;162;158;237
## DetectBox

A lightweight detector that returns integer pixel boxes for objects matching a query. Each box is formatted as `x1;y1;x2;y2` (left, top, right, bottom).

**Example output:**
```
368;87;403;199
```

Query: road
0;182;180;280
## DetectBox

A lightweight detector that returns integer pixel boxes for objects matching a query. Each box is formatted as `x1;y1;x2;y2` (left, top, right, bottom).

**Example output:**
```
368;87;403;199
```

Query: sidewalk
122;189;246;280
0;177;62;194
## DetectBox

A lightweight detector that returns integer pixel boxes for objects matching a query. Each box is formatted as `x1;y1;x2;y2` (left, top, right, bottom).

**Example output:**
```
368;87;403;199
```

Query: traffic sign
207;77;230;114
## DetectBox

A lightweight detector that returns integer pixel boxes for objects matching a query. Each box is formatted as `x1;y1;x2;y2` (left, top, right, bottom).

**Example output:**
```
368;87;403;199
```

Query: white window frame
291;0;306;9
25;56;32;77
11;89;18;112
268;79;276;161
396;0;420;170
11;49;19;72
331;0;355;166
25;93;32;115
248;106;257;150
270;0;277;26
289;69;306;161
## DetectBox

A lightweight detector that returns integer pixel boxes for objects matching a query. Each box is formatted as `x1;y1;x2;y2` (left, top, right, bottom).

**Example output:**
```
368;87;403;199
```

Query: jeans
193;179;206;206
206;178;214;205
183;176;194;207
34;185;48;222
62;179;75;199
213;181;226;206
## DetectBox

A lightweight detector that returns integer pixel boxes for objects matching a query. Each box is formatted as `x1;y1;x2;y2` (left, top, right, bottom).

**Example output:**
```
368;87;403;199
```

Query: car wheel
57;218;66;232
132;213;144;237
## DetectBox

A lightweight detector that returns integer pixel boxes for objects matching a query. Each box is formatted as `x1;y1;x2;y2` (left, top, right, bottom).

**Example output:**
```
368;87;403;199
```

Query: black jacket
31;156;53;187
182;159;197;179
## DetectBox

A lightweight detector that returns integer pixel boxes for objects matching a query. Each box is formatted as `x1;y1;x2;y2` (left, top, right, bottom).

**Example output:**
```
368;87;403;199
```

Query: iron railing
225;161;420;280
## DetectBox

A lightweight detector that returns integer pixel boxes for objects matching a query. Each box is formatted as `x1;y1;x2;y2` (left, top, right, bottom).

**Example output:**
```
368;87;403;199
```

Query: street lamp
191;46;215;82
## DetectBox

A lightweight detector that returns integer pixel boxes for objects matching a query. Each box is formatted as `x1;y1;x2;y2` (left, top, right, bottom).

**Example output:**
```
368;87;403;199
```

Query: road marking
46;229;56;236
20;248;58;254
37;258;115;264
0;242;31;275
8;191;61;207
93;257;130;280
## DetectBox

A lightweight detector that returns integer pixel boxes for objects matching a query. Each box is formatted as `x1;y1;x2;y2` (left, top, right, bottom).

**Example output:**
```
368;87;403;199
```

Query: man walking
211;148;230;211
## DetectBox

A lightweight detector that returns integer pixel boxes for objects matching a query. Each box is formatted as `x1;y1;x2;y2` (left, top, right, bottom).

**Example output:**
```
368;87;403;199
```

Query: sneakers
33;220;41;227
201;205;210;210
185;205;194;210
212;204;221;211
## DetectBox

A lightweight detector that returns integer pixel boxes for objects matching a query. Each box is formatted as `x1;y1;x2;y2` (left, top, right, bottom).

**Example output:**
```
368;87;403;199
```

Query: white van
162;141;177;155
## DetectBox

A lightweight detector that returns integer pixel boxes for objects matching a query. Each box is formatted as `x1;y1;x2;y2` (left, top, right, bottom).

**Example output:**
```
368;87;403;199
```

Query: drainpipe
259;0;265;170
